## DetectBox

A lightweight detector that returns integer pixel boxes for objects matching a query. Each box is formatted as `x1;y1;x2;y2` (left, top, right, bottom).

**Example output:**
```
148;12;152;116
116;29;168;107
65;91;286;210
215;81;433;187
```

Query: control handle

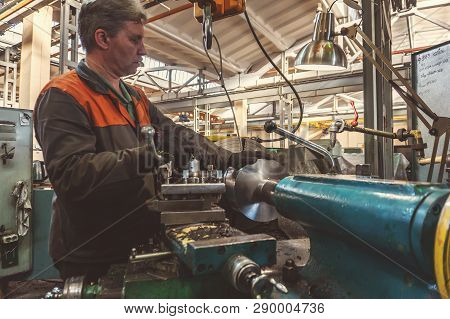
140;125;163;162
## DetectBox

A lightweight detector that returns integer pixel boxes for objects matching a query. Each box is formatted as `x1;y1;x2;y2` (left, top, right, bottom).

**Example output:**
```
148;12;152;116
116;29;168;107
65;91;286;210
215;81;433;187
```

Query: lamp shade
295;11;348;71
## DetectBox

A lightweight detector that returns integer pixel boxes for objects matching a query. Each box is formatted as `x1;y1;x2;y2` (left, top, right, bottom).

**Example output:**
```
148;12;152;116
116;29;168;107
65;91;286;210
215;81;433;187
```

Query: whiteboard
412;41;450;182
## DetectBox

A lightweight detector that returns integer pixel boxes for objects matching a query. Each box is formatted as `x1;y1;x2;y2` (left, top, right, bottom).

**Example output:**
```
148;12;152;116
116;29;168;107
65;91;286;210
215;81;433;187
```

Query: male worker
34;0;267;280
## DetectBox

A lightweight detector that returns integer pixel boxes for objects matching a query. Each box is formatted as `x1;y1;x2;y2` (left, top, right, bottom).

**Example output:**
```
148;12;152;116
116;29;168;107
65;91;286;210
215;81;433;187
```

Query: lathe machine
55;123;450;299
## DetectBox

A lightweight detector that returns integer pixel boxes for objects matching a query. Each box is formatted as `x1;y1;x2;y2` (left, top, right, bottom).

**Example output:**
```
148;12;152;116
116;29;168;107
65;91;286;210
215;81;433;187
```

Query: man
34;0;265;280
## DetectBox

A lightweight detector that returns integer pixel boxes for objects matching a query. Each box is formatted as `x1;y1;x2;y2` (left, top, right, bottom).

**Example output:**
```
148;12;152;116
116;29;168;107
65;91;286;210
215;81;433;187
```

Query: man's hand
227;150;278;169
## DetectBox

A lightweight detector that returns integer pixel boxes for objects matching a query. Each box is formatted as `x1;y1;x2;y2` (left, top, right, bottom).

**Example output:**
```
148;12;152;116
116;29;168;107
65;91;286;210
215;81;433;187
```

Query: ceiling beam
143;41;221;79
413;9;450;31
406;16;415;48
239;6;290;52
145;23;243;74
0;0;55;32
415;0;450;10
245;36;311;79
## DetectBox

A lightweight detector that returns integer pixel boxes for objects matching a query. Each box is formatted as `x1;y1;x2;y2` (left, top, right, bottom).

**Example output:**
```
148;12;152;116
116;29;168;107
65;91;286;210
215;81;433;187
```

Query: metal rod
437;131;449;182
130;251;173;262
175;72;198;94
427;135;440;182
146;73;167;93
146;3;194;24
345;126;397;139
353;37;432;130
355;27;438;121
390;81;432;130
414;10;450;31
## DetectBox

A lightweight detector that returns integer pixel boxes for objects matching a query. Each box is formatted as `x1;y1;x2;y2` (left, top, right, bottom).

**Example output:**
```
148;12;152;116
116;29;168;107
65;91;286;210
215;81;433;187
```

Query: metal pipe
145;3;194;24
143;0;171;9
264;120;336;173
0;0;34;21
392;46;431;55
0;0;22;15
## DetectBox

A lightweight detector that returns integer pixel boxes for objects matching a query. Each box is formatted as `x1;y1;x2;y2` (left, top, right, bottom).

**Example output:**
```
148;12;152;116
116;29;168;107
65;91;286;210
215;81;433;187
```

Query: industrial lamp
294;8;348;71
297;1;449;183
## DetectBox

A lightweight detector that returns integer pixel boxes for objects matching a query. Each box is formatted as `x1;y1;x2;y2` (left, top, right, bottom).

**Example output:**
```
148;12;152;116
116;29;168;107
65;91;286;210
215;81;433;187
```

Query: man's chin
122;64;141;77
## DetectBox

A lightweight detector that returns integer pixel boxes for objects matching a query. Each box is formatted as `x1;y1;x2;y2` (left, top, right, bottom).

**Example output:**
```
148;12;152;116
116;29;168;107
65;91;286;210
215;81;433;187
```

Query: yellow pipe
0;0;35;22
419;155;450;165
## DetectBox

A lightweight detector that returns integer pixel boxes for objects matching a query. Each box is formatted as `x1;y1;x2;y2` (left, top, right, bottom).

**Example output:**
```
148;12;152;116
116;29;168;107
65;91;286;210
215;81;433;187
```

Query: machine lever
269;278;288;294
140;125;163;162
264;120;336;173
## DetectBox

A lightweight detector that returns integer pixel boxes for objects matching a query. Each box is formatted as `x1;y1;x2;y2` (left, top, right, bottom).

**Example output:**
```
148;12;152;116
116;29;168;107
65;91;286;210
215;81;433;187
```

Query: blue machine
271;174;450;298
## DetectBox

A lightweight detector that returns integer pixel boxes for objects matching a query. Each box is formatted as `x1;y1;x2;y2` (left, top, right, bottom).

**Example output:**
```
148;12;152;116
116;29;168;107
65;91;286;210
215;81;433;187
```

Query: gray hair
78;0;147;52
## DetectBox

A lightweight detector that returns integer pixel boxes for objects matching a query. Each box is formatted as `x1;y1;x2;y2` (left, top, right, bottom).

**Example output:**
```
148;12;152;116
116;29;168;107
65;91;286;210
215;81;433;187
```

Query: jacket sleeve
148;102;232;171
34;88;152;203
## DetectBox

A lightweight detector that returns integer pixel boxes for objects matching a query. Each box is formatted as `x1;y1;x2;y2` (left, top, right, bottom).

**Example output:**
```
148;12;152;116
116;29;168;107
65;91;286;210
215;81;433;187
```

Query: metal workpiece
224;159;286;222
272;174;450;279
264;120;336;173
161;183;225;195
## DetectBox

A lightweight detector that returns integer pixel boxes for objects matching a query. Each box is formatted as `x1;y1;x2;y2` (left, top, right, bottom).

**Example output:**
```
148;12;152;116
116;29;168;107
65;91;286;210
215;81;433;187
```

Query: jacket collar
76;59;141;100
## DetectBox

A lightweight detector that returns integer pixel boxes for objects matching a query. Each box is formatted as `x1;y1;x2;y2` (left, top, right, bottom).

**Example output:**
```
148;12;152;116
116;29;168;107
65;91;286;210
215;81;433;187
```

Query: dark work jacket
34;60;231;264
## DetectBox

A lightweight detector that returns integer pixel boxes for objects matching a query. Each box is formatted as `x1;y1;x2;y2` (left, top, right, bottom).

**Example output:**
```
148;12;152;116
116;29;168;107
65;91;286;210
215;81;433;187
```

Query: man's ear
93;29;110;50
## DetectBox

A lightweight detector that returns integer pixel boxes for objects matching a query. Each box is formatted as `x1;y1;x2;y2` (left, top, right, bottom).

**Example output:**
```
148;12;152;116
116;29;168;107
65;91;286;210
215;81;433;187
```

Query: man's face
107;21;146;77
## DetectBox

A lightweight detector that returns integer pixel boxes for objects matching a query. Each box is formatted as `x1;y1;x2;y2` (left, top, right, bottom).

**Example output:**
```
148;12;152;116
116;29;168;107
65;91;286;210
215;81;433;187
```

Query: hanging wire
203;34;243;151
244;11;304;143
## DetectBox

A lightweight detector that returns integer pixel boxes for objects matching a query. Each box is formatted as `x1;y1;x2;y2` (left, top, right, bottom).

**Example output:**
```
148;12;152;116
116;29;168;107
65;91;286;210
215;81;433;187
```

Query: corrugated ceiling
142;0;450;78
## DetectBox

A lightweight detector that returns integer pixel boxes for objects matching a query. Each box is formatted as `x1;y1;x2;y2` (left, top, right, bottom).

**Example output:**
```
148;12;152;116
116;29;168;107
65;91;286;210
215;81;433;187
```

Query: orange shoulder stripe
40;71;151;128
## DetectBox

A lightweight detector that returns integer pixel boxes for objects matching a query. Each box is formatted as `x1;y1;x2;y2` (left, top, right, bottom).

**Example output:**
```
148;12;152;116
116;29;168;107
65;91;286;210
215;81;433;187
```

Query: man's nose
138;40;147;56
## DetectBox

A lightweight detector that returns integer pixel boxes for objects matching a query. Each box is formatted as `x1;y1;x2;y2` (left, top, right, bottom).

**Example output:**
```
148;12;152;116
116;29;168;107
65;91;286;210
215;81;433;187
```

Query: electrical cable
244;11;304;143
203;34;243;151
328;0;340;12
